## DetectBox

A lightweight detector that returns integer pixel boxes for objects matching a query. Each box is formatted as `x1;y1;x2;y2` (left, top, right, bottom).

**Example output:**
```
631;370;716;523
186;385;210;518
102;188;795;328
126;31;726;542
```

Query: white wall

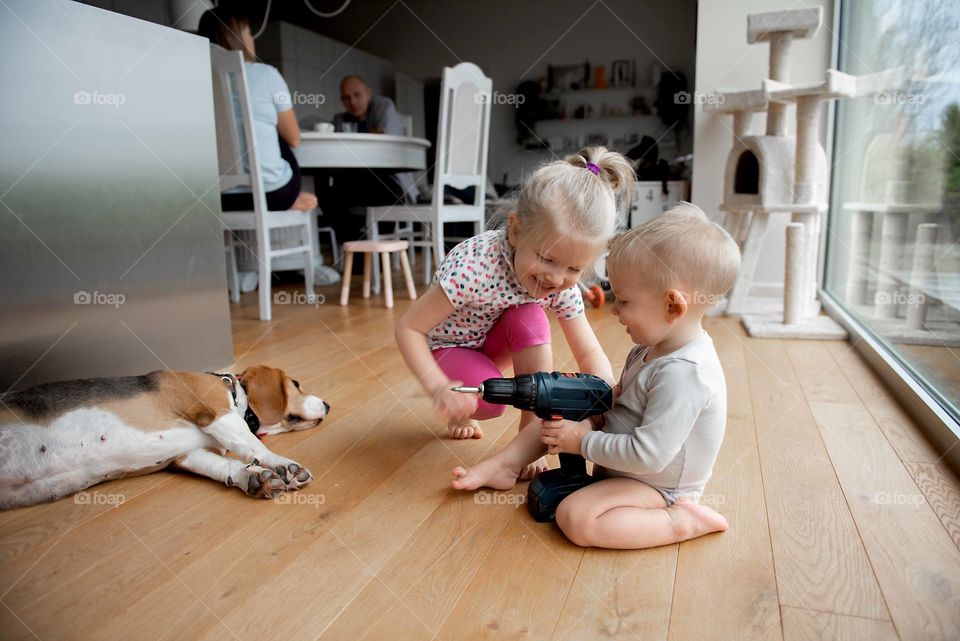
82;0;698;188
692;0;834;297
79;2;418;133
256;22;405;129
312;0;698;186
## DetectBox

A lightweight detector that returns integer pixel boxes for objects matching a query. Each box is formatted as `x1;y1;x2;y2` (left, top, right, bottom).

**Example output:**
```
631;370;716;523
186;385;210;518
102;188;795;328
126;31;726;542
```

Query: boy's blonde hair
511;147;635;252
608;203;741;303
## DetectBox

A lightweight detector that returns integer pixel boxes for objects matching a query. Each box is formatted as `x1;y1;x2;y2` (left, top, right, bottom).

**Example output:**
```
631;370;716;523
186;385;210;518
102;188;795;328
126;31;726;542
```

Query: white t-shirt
241;62;293;192
581;330;727;502
427;230;584;350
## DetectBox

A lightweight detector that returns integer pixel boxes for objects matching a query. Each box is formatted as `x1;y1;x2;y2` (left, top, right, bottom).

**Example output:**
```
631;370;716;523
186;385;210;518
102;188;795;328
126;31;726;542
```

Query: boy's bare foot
451;456;521;491
519;456;549;480
667;497;729;540
448;419;483;439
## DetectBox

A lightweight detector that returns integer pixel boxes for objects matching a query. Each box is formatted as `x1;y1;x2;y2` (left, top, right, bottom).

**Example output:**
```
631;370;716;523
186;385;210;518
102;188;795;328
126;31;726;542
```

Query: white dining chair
368;111;419;270
209;44;316;321
365;63;492;291
398;113;414;137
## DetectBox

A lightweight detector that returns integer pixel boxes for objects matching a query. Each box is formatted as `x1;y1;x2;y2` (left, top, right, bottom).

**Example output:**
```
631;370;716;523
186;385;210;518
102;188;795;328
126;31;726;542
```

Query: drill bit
450;385;482;394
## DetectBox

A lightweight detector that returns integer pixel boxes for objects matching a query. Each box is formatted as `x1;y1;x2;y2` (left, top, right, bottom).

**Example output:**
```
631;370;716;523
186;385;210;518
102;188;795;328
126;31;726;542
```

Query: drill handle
557;453;589;479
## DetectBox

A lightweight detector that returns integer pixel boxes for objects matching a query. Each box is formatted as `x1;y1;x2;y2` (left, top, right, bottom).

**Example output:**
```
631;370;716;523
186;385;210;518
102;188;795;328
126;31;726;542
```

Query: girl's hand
432;381;478;422
540;418;592;455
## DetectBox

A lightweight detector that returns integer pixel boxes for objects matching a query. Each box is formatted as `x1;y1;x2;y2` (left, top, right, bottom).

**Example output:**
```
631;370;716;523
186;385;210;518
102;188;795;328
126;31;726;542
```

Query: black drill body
461;372;613;522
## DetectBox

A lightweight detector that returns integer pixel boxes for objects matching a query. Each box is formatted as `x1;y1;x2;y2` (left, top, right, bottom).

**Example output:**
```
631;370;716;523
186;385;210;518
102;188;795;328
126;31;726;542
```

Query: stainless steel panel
0;0;234;390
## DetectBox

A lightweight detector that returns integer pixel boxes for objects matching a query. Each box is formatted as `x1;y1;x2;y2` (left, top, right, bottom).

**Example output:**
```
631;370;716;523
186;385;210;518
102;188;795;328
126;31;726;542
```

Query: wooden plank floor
2;280;960;641
895;343;960;416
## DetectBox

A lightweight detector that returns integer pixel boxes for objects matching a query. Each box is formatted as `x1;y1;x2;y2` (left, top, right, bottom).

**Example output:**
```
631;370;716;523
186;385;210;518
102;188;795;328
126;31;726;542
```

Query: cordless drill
451;372;613;522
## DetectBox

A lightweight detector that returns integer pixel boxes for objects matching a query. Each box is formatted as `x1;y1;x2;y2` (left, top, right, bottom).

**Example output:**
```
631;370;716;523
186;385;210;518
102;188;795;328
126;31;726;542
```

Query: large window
825;0;960;422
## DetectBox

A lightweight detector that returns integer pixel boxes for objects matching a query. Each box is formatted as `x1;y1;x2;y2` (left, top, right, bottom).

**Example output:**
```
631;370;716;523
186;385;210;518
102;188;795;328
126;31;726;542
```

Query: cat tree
707;7;855;339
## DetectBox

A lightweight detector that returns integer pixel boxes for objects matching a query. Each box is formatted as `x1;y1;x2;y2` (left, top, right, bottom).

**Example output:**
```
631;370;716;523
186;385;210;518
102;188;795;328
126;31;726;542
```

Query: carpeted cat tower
707;7;861;339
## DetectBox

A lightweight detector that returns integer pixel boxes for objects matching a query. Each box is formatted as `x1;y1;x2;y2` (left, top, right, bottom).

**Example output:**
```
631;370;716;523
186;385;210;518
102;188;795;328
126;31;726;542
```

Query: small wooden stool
339;240;417;308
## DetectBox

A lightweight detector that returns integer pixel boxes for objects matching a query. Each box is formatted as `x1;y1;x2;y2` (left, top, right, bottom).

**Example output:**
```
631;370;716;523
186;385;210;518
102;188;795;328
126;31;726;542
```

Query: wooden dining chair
209;44;317;321
365;63;493;292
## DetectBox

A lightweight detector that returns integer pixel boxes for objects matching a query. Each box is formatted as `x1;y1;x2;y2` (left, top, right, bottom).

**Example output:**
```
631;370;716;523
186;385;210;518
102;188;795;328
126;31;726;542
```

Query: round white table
294;132;430;170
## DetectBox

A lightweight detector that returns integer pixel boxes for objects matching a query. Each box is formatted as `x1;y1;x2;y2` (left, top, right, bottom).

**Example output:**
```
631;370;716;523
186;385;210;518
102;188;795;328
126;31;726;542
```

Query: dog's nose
322;401;331;414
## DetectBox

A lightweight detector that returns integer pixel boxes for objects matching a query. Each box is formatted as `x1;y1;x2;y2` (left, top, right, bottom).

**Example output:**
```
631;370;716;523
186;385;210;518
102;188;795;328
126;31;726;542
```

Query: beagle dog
0;365;329;509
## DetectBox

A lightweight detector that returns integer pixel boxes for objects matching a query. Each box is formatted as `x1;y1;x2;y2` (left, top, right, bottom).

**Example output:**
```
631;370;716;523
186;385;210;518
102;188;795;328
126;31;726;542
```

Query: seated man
336;75;401;135
319;76;417;267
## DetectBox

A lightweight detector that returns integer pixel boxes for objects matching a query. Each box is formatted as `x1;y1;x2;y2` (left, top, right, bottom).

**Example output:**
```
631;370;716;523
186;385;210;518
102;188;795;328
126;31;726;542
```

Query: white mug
314;122;334;133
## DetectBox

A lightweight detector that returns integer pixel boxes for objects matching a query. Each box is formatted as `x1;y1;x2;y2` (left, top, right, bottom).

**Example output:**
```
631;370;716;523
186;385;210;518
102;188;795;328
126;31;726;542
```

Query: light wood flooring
895;343;960;413
1;279;959;640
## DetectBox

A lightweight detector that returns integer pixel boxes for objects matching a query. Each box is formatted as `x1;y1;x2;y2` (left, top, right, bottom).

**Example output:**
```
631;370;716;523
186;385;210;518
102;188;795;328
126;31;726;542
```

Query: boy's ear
506;212;520;248
664;289;688;324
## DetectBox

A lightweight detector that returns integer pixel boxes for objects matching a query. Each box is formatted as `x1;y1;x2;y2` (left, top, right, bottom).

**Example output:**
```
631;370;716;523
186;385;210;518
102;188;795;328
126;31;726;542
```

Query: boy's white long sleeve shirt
580;331;727;501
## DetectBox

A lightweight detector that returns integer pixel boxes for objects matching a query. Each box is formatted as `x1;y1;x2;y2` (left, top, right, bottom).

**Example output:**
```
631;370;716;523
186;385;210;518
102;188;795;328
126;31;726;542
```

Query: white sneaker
239;271;258;293
315;265;341;285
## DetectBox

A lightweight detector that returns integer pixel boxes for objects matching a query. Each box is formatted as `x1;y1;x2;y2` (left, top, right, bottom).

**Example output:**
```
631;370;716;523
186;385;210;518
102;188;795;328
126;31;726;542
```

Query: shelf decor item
631;95;651;115
611;59;634;87
584;132;608;147
593;65;608;89
548;62;589;91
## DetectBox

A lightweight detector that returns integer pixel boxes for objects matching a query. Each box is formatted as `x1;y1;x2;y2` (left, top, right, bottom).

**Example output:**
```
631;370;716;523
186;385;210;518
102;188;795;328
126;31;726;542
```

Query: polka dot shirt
426;229;584;350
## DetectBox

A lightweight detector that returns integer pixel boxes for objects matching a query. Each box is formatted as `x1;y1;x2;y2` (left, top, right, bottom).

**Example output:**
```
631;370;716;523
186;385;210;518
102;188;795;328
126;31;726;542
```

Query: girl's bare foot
667;497;729;541
519;455;549;480
448;419;483;439
290;191;318;211
451;456;521;491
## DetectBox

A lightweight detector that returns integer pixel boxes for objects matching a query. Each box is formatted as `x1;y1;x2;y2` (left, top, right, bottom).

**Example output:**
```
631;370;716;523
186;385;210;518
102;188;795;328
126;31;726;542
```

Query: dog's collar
242;396;260;435
236;379;262;437
208;372;239;406
207;372;261;437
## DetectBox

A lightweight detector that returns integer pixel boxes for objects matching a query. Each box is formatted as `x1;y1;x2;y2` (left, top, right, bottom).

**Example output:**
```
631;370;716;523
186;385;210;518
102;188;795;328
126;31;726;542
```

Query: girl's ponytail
565;147;635;209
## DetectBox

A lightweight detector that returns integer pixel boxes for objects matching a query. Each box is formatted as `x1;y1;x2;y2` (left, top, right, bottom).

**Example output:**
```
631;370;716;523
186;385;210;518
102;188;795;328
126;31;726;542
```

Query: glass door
824;0;960;422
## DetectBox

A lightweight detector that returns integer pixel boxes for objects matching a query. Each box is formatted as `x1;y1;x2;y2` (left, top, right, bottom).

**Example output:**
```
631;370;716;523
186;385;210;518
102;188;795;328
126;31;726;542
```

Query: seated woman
198;7;319;290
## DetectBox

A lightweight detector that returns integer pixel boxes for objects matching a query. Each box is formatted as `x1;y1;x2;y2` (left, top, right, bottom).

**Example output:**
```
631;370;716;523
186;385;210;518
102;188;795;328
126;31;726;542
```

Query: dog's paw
277;462;313;490
242;465;287;499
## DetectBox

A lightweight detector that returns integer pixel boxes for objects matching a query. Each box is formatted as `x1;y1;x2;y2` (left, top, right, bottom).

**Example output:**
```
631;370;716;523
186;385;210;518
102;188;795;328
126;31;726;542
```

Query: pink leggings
433;304;551;420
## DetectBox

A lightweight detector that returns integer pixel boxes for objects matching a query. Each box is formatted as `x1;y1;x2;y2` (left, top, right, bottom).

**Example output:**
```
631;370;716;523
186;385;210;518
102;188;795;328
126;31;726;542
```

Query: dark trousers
221;135;301;212
317;169;406;272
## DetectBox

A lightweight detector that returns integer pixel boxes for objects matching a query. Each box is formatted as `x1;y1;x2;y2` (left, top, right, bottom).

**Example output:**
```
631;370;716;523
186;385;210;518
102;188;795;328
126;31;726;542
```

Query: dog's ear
239;366;287;426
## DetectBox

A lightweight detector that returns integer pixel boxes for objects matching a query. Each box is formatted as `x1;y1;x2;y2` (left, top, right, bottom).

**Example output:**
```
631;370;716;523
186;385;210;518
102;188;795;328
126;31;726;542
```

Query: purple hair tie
585;162;601;176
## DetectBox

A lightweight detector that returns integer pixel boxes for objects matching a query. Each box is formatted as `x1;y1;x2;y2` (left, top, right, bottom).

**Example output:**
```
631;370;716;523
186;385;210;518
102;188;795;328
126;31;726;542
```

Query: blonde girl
395;147;634;473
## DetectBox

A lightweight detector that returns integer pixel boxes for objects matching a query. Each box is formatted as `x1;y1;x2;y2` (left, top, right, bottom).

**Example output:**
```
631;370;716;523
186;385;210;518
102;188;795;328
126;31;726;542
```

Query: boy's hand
588;414;606;429
432;381;478;422
540;418;592;455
